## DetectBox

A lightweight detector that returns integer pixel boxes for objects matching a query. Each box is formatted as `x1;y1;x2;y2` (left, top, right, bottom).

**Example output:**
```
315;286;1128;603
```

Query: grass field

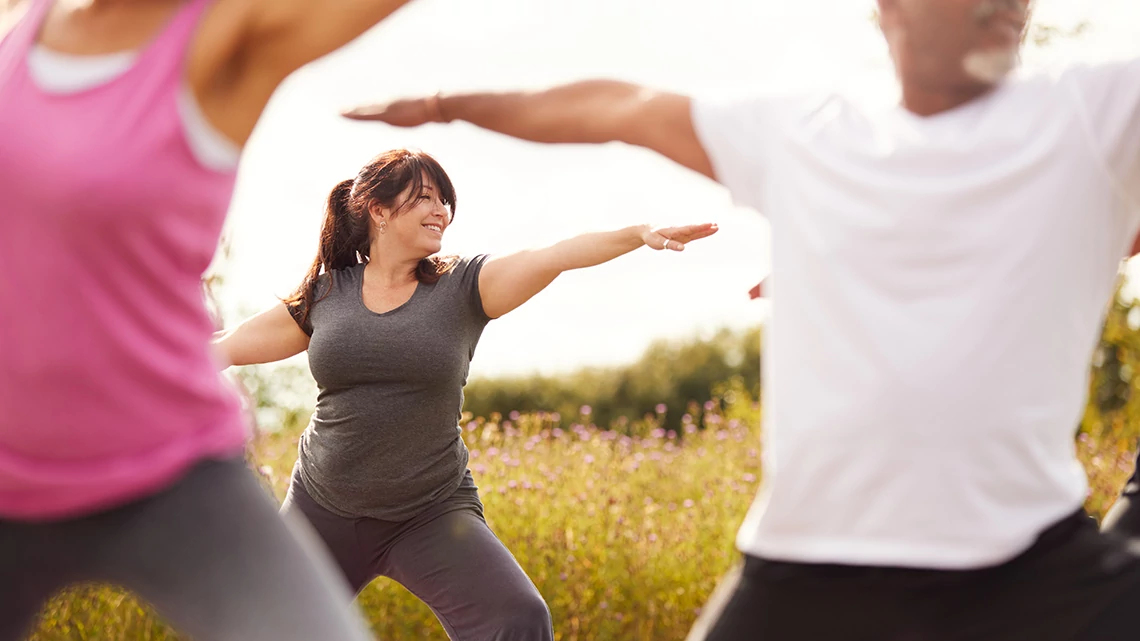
25;390;1138;641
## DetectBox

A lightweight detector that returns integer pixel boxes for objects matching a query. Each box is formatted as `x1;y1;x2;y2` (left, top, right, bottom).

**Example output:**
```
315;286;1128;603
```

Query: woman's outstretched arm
477;222;718;319
212;304;310;369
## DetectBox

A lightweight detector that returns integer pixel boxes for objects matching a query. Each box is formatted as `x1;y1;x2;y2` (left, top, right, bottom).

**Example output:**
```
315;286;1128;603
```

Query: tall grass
25;380;1138;641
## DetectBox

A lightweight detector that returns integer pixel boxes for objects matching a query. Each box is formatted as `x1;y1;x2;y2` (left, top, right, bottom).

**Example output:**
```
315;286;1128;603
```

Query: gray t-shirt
290;256;490;521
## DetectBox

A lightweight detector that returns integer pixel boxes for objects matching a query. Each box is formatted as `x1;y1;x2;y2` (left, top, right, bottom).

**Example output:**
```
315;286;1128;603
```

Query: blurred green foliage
463;327;761;433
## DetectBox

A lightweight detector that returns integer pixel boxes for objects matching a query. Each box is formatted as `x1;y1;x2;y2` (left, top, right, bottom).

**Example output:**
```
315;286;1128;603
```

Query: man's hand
342;95;445;127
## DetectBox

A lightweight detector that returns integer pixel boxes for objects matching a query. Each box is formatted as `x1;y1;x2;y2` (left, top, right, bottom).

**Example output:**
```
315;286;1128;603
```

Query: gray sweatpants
0;457;373;641
281;466;553;641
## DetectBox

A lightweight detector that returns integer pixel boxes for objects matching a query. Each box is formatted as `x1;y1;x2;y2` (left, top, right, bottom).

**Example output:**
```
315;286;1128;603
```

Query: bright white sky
215;0;1140;379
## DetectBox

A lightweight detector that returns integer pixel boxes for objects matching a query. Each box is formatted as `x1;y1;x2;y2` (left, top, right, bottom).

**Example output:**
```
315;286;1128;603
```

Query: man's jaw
962;48;1020;85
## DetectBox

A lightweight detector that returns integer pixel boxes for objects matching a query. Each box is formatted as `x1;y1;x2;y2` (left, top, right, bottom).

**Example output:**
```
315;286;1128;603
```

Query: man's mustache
974;0;1029;23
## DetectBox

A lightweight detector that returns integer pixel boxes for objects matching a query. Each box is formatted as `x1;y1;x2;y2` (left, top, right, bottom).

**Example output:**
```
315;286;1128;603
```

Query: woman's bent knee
496;593;552;641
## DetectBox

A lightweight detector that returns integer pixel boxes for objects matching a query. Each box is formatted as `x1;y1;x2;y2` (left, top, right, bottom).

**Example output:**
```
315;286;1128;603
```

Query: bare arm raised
190;0;421;145
214;221;718;361
241;0;416;75
479;222;718;319
343;81;717;180
212;304;310;368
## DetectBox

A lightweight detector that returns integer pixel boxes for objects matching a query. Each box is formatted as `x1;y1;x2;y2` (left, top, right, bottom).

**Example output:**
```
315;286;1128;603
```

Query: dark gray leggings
281;467;553;641
0;457;373;641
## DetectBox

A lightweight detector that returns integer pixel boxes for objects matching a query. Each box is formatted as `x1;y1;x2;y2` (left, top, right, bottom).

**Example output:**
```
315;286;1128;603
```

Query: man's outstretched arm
343;81;716;180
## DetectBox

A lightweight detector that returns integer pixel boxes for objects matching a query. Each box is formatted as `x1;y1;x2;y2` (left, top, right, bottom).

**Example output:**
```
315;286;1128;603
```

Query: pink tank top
0;0;247;520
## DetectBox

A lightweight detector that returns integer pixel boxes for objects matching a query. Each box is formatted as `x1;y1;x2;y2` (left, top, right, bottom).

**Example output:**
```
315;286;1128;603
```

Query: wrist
426;92;451;123
632;224;652;246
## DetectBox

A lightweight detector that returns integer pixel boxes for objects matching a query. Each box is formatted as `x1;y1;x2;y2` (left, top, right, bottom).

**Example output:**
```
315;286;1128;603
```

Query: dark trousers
281;466;553;641
688;510;1140;641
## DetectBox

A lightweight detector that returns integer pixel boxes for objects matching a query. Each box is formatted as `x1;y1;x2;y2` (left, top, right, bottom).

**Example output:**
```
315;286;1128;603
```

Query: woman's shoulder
327;262;366;277
321;263;365;293
432;254;488;285
448;254;489;273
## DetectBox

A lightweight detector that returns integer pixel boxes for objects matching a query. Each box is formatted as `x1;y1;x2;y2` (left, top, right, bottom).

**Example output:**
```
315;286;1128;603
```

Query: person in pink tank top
0;0;425;638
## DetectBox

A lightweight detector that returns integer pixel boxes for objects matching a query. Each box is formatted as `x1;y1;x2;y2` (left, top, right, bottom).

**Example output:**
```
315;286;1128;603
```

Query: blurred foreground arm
343;81;716;180
478;222;718;319
246;0;420;74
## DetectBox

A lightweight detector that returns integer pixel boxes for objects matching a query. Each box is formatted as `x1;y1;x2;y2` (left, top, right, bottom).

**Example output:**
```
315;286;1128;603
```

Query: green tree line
461;327;760;433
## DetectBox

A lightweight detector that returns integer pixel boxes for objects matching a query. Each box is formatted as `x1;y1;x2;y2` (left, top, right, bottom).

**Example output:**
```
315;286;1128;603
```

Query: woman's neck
364;254;420;288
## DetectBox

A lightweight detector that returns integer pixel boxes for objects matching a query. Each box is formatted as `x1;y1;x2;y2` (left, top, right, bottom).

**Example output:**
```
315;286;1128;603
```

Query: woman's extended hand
640;223;719;251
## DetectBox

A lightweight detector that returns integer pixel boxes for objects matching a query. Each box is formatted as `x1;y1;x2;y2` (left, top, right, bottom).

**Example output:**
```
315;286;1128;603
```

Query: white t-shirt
693;59;1140;570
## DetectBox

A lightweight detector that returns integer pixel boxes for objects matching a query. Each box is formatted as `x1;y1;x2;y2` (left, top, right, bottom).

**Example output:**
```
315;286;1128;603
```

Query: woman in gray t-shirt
214;148;717;641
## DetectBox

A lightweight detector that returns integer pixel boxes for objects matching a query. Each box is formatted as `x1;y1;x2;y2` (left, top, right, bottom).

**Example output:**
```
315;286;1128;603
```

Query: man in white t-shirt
344;0;1140;638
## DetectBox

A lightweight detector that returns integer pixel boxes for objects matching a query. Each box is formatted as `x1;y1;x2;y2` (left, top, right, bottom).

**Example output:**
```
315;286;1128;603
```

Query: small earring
378;221;388;234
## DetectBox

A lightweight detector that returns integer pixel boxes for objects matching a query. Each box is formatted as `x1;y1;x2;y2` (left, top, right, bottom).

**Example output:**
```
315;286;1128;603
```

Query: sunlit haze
214;0;1138;378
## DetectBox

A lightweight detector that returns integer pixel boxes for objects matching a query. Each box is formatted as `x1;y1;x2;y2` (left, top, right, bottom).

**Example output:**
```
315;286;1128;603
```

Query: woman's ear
367;200;388;226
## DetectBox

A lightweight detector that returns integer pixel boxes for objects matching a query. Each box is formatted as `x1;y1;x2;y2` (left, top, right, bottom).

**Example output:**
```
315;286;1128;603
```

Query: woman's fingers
646;223;719;251
661;223;719;245
645;231;677;251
